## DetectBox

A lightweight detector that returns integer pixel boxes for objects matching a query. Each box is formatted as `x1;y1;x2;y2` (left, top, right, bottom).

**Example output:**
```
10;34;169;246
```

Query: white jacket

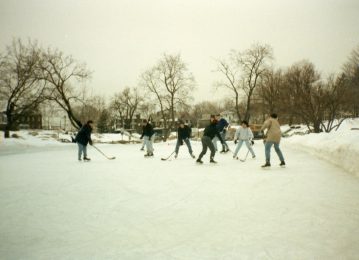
234;126;254;141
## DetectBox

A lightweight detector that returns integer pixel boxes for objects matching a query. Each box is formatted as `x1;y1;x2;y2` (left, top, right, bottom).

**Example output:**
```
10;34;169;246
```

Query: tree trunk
313;121;321;133
235;93;242;122
244;90;253;121
4;110;14;138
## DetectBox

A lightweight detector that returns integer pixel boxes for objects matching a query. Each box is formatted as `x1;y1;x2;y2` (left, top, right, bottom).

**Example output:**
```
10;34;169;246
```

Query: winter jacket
204;122;224;143
234;126;254;141
177;125;191;140
216;118;229;132
260;118;282;143
140;123;154;138
75;124;93;146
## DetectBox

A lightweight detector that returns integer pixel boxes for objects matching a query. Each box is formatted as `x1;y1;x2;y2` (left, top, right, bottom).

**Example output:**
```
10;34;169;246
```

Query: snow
285;118;359;176
1;119;359;259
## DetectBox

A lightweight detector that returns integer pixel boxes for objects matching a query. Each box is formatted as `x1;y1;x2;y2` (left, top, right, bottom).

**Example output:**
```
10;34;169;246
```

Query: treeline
1;39;358;138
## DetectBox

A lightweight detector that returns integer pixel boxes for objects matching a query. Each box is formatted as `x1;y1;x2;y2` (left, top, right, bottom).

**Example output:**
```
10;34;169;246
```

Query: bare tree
121;87;142;129
110;87;143;129
258;69;283;114
284;61;324;132
238;44;273;121
39;48;91;129
0;39;46;138
320;74;350;132
216;43;273;122
141;53;195;137
215;58;243;121
141;67;169;128
137;101;157;121
342;45;359;117
190;100;221;125
76;95;106;125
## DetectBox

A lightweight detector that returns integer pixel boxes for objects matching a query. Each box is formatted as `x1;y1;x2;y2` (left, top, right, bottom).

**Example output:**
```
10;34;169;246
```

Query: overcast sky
1;0;358;102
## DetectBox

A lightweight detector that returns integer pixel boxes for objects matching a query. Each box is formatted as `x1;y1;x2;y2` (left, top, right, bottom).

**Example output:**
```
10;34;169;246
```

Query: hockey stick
239;141;255;162
161;151;175;161
239;149;250;162
92;144;116;160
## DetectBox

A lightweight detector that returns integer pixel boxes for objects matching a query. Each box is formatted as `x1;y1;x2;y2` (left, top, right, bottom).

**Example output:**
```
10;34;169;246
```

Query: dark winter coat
177;125;191;141
140;123;154;138
204;122;224;143
75;123;93;146
216;118;229;132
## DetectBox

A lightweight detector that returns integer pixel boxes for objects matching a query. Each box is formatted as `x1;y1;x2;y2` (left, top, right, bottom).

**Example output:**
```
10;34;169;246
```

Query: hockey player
213;114;230;153
140;119;155;157
260;113;285;167
233;120;256;159
196;115;225;164
174;120;195;159
75;120;94;161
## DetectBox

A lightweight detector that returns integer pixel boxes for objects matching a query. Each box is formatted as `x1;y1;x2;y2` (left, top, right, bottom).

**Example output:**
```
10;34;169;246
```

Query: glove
251;140;254;145
89;140;93;145
234;139;238;144
140;136;143;140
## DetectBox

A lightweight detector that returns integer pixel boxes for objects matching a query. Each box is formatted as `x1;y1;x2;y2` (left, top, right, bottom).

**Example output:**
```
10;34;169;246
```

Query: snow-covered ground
284;118;359;176
0;119;359;259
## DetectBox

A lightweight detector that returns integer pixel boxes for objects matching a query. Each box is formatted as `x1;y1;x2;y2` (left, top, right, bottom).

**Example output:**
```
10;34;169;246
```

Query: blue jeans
212;131;228;151
265;141;284;163
234;140;255;157
220;131;229;150
175;138;193;155
144;136;154;153
77;143;87;160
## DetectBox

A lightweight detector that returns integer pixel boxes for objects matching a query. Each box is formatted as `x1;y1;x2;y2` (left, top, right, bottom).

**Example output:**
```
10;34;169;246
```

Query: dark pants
175;138;193;155
198;136;216;160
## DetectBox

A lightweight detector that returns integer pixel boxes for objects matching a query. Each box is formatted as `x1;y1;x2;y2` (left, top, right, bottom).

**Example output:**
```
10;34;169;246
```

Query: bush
11;133;20;138
29;131;39;136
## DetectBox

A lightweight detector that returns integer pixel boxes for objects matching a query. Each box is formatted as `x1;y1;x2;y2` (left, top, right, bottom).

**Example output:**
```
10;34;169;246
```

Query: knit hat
241;120;249;127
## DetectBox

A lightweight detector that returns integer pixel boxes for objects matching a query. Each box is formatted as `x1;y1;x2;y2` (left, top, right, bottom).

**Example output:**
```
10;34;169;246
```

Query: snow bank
0;130;66;147
285;118;359;176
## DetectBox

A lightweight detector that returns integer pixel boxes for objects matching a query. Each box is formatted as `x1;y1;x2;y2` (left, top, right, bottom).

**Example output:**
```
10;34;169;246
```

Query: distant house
41;106;73;131
219;110;238;124
17;112;42;129
0;112;43;130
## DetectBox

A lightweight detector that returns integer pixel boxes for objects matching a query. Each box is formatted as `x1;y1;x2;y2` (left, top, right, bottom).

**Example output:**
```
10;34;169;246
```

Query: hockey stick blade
161;151;175;161
92;145;116;160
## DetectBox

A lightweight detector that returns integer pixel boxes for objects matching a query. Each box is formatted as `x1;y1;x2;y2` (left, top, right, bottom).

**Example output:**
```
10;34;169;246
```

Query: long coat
260;118;282;143
75;124;93;146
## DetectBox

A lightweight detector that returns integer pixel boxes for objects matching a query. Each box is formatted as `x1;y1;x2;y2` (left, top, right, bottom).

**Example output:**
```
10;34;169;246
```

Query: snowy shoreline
283;118;359;177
